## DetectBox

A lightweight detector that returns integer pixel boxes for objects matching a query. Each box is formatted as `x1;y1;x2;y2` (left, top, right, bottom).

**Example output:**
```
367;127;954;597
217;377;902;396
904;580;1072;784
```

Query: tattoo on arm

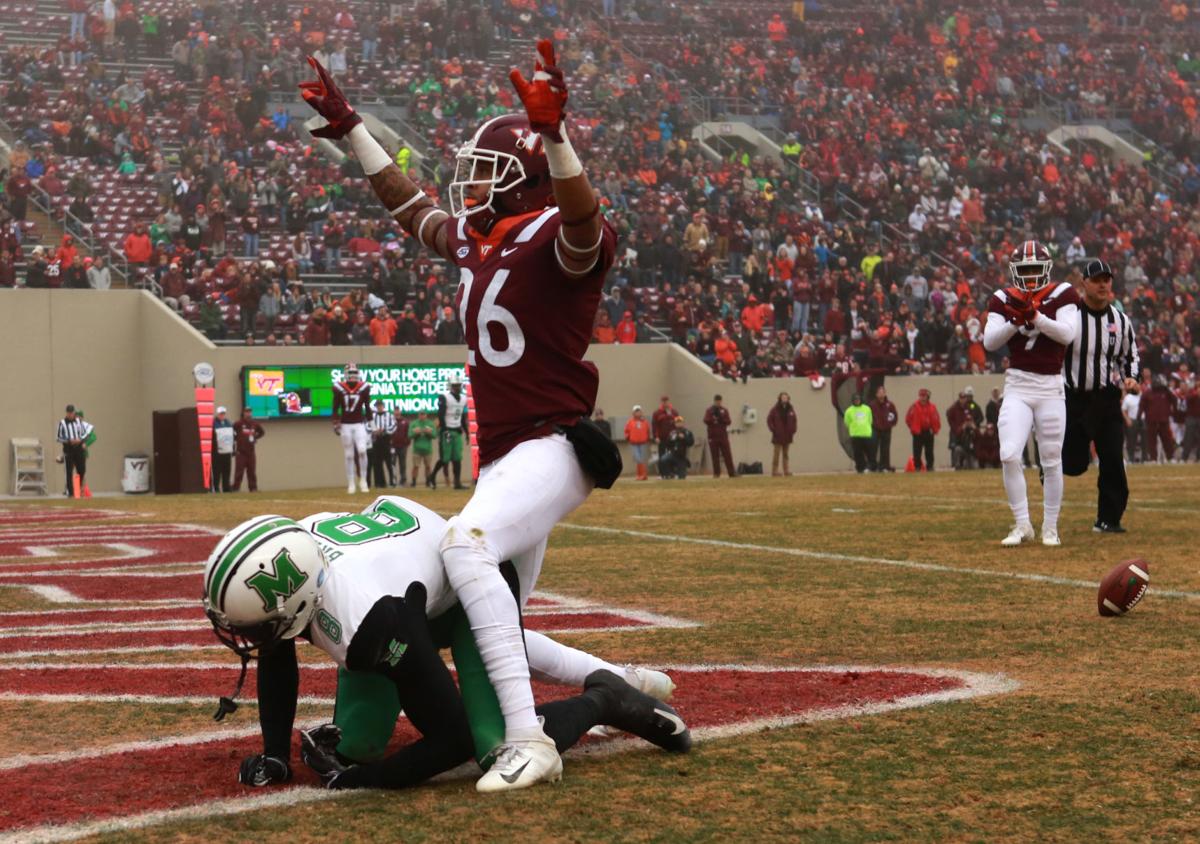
367;165;452;261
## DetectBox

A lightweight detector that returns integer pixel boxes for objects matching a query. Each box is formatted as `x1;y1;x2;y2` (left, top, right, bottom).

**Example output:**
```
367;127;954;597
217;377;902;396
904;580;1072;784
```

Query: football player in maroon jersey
332;363;372;494
984;241;1080;546
300;40;618;792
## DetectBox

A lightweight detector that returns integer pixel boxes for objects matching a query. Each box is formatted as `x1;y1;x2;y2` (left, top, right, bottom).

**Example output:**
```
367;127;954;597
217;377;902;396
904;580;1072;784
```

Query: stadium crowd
0;0;1197;395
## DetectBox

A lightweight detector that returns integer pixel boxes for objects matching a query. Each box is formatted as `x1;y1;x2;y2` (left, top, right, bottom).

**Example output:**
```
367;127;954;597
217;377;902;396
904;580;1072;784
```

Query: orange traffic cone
905;456;915;473
82;484;92;498
72;475;81;498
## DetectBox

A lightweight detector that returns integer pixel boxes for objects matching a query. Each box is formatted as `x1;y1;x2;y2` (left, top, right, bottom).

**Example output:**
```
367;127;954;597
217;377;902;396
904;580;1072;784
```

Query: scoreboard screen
241;364;468;420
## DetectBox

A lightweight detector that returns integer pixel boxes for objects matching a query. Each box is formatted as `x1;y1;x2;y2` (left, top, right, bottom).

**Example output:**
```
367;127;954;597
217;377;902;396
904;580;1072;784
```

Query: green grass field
2;464;1198;842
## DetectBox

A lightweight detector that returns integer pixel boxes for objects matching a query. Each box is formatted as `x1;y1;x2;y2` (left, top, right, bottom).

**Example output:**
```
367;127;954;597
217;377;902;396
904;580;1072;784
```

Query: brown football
1097;559;1150;617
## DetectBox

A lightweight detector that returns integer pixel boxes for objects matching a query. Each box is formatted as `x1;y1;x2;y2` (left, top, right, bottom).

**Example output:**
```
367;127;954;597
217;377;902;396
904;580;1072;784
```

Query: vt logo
480;244;494;258
245;548;308;611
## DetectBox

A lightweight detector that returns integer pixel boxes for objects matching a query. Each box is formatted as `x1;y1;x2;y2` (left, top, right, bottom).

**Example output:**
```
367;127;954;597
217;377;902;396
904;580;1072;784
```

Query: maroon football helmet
449;114;554;221
1008;240;1053;292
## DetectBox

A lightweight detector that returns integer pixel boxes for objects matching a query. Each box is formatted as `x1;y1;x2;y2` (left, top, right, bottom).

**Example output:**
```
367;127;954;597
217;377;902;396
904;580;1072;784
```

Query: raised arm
509;40;604;277
299;57;453;262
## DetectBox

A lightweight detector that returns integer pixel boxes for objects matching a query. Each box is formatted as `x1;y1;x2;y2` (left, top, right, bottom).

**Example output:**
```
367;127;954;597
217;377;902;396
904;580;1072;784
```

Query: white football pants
340;424;370;485
439;433;594;741
998;390;1065;530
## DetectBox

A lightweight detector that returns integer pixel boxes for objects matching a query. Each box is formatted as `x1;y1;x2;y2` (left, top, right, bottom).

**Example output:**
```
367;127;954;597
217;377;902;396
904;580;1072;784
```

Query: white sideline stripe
0;603;192;618
0;620;204;638
786;487;1199;516
15;543;155;561
0;789;345;843
0;787;345;844
0;567;198;580
559;524;1200;601
1128;564;1150;581
0;663;1016;843
0;724;264;771
0;692;336;707
532;589;699;628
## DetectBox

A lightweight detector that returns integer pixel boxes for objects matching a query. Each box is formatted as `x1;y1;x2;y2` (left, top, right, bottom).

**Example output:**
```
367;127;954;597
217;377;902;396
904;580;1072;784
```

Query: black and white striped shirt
56;418;94;445
1064;304;1140;392
367;409;397;438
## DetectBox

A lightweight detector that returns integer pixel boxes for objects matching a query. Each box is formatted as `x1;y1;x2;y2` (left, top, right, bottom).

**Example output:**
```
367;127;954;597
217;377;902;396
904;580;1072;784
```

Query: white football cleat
476;731;562;793
623;666;675;702
358;478;370;494
1042;528;1061;547
1000;523;1035;547
346;482;356;494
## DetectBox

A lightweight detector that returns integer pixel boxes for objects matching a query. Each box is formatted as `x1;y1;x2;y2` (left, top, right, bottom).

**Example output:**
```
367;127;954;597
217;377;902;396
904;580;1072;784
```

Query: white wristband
543;124;583;179
349;123;392;176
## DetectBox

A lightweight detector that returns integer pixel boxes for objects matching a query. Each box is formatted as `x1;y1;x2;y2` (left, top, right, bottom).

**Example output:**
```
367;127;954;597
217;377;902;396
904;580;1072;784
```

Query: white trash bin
122;453;151;494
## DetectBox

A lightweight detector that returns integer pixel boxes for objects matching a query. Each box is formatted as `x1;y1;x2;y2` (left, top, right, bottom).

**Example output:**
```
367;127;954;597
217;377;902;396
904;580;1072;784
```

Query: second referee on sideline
1062;259;1140;533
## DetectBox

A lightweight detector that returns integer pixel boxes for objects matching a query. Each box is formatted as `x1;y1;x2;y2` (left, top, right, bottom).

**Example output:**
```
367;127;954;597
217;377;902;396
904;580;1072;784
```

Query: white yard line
559;523;1200;601
0;663;1015;843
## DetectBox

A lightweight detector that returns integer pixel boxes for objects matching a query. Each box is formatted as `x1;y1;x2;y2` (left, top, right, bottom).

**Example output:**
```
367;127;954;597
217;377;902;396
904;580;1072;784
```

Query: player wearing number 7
300;39;620;792
984;240;1080;547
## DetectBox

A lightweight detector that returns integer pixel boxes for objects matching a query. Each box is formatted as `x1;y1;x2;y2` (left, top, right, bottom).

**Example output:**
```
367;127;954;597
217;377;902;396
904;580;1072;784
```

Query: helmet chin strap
214;651;250;721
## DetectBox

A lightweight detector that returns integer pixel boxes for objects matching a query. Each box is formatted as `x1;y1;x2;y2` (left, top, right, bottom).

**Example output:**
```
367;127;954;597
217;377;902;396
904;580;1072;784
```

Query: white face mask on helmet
203;515;327;658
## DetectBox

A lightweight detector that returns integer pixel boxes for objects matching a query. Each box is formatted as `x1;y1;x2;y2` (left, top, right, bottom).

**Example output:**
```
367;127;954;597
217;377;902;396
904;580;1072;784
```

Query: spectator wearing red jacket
870;385;899;472
615;310;637;344
741;295;766;333
123;222;153;265
703;394;736;478
823;298;847;339
1138;376;1175;461
906;388;941;471
766;392;797;475
624;405;652;480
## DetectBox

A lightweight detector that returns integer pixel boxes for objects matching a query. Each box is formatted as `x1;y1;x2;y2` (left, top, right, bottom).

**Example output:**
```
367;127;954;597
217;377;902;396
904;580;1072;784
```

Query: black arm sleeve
335;583;476;790
257;638;298;760
437;394;447;429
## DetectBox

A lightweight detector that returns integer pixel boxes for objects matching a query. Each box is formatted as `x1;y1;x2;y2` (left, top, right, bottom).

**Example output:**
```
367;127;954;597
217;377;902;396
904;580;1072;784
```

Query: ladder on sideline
11;439;48;496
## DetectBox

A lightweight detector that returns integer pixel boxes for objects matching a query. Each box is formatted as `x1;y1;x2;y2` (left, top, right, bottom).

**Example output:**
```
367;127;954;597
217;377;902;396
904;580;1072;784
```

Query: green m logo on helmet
245;548;310;611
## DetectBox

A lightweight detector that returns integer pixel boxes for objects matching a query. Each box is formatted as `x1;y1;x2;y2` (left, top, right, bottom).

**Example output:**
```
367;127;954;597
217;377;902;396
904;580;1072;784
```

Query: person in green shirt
843;394;874;474
408;410;438;489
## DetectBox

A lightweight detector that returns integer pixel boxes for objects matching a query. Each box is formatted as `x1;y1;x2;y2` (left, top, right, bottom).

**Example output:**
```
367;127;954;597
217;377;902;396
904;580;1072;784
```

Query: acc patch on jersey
456;246;470;259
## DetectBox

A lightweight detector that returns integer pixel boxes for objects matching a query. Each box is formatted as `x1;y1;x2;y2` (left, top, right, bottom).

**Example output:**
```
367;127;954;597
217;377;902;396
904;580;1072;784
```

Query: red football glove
1004;293;1037;326
298;56;363;140
509;38;568;142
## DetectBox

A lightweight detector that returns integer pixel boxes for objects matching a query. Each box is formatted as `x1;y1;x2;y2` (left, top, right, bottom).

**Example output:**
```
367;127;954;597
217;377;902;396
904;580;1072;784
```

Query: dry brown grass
2;464;1199;841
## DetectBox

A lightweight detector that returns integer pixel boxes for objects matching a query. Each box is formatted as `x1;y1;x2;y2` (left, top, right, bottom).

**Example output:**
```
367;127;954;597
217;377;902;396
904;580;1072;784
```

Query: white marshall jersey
441;391;468;429
299;496;457;667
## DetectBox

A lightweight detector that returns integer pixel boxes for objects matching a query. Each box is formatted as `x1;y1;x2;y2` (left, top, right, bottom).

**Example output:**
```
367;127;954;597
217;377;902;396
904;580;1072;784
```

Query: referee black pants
1063;388;1128;526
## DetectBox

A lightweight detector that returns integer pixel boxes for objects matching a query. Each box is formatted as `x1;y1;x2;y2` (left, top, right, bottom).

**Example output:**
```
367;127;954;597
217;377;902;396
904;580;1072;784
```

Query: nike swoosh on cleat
500;759;531;784
655;708;687;736
501;247;519;257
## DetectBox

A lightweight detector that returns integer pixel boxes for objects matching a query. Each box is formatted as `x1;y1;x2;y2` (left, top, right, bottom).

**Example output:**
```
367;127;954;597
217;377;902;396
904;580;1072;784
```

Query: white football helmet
203;515;327;657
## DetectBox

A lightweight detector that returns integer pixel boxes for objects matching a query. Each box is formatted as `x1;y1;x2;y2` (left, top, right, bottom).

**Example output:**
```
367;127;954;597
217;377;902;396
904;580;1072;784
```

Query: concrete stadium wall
0;290;1003;495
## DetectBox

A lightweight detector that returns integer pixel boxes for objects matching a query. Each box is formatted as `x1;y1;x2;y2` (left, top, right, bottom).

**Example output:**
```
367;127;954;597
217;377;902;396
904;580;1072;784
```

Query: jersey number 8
310;500;419;545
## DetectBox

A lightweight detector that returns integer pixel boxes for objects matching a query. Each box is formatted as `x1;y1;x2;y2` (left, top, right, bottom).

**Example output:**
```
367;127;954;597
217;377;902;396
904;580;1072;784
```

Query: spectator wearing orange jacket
123;222;153;265
741;295;766;332
624;404;652;480
906;387;941;471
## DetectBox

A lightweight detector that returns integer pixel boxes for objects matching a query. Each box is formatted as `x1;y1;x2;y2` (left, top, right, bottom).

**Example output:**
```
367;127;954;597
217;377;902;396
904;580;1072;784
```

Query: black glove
300;724;349;785
238;754;292;787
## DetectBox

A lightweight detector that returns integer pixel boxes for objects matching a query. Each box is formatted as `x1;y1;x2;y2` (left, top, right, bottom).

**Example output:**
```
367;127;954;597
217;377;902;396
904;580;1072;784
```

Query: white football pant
340;423;370;485
998;390;1065;531
440;433;594;741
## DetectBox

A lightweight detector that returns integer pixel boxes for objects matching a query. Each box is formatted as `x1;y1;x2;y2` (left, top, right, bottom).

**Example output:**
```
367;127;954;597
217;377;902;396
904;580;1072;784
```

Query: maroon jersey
332;379;371;424
448;207;618;464
987;282;1081;376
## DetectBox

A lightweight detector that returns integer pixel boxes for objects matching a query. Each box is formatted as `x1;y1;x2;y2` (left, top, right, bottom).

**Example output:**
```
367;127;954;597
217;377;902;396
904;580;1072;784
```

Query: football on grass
1097;559;1150;616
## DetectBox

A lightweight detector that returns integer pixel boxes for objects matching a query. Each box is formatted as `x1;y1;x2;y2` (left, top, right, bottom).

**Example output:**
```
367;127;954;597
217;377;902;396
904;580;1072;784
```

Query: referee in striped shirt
367;400;398;488
1062;260;1140;533
55;404;94;497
